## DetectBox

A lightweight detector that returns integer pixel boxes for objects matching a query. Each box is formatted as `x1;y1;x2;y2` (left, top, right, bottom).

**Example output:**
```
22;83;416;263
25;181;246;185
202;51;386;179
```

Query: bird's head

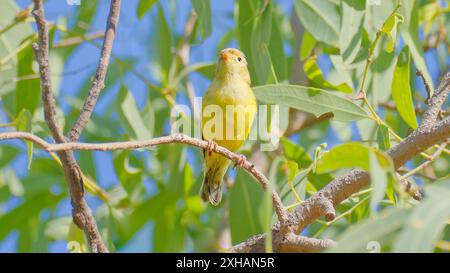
216;48;251;84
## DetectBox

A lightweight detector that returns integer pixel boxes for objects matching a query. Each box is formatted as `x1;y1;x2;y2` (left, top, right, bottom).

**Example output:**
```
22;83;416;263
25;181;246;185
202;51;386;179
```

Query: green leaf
268;13;287;82
68;219;88;252
0;146;18;168
392;46;418;129
16;109;33;169
370;49;396;102
316;142;391;173
393;182;450;252
328;208;410;252
113;150;145;202
229;170;266;244
137;0;157;19
191;0;212;40
400;0;434;91
115;192;177;246
117;85;153;140
369;151;388;212
237;0;255;59
295;0;340;47
380;12;404;53
376;124;391;151
281;137;312;168
286;160;299;183
0;0;33;97
150;3;172;83
183;164;204;215
251;2;272;85
419;2;440;35
16;36;40;116
45;217;71;242
0;192;62;240
300;30;316;61
304;56;353;93
253;84;369;122
339;0;366;64
174;62;215;85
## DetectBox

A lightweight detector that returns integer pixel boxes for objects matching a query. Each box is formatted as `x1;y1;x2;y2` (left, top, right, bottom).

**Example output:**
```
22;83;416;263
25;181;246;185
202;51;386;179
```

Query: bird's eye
237;57;242;62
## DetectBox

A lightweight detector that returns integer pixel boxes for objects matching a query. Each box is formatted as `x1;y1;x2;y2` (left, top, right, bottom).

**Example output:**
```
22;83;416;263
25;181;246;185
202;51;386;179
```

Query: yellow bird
201;48;257;206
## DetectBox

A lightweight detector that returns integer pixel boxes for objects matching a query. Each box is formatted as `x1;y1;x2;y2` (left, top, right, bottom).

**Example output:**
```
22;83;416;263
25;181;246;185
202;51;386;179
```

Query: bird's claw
206;140;217;156
234;154;247;169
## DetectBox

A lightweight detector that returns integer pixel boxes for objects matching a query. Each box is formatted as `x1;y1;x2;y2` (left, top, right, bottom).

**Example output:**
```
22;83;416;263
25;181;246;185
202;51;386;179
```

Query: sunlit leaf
137;0;157;19
304;56;353;93
380;12;404;53
300;30;316;61
392;46;418;129
316;142;392;173
376;124;391;151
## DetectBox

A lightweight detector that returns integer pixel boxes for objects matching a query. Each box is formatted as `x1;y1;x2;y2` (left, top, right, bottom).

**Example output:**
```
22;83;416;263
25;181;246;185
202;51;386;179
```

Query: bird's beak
219;51;228;61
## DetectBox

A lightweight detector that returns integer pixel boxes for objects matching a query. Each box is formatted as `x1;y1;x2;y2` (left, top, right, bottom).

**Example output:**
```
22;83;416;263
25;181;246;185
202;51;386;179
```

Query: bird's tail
200;165;227;206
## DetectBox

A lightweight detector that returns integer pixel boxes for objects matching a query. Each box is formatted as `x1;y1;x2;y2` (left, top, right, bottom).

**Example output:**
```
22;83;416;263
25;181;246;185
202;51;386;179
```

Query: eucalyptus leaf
393;183;450;252
253;84;369;122
16;109;33;169
316;142;392;173
304;56;353;93
191;0;212;40
137;0;157;19
392;46;418;129
229;170;266;244
295;0;340;47
328;208;410;252
339;0;366;64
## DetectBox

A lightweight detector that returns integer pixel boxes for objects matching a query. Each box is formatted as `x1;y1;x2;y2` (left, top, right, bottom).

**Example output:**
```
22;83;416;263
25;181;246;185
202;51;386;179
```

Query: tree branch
31;0;107;253
53;31;104;49
231;72;450;252
0;132;289;228
67;0;121;142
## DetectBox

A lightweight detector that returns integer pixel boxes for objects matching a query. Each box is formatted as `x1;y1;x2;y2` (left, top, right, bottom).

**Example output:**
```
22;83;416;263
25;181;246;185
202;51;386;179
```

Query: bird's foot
206;140;217;156
233;154;247;169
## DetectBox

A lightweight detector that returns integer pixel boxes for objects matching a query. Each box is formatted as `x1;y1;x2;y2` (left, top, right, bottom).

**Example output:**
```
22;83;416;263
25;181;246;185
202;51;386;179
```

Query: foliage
0;0;449;253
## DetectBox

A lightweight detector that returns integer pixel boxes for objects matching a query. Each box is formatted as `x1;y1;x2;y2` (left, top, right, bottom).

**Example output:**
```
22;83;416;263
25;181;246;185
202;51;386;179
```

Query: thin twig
31;0;108;253
68;0;122;142
53;31;104;48
402;140;449;179
0;131;289;228
416;69;433;104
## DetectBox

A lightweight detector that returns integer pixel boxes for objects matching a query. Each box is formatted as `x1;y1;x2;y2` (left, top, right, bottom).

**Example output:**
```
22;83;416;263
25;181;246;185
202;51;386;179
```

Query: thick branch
68;0;121;142
31;0;107;253
231;71;450;252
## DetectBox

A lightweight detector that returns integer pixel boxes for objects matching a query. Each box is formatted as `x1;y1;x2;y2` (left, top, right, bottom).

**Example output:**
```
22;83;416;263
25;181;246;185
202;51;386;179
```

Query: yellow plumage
201;48;257;205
